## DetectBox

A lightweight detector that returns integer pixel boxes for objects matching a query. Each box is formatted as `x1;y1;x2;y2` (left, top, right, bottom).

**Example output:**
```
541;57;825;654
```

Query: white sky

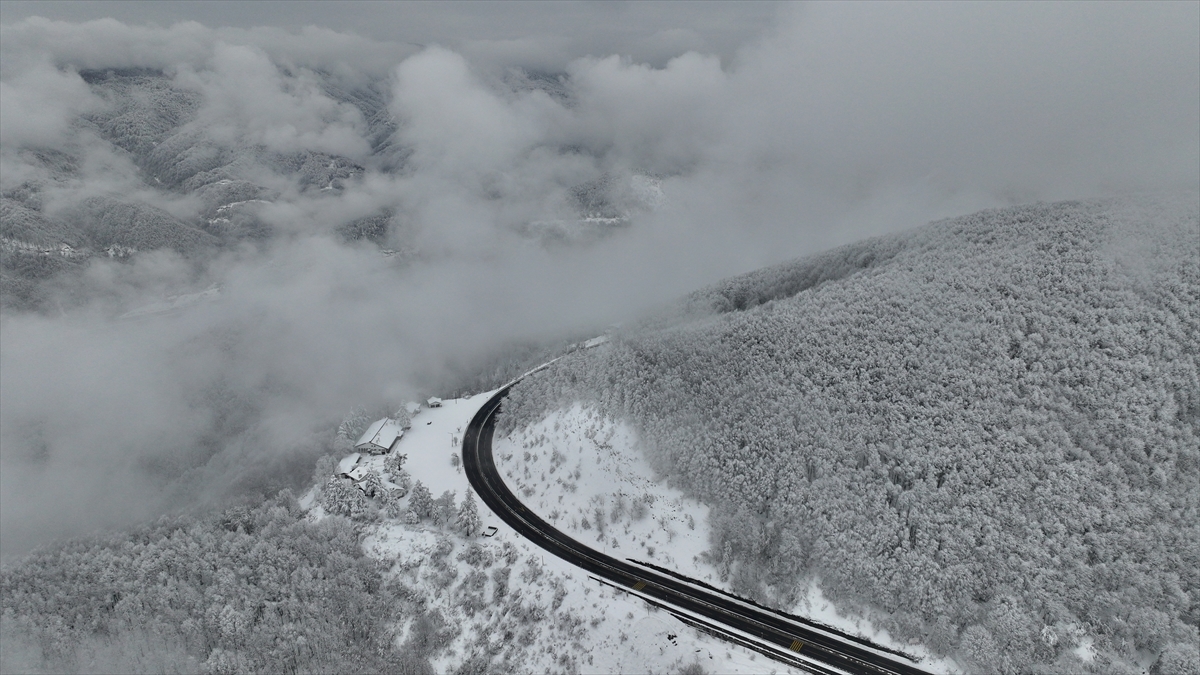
0;0;781;69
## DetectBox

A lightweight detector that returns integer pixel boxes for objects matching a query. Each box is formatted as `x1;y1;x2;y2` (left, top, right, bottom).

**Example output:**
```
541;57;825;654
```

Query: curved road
463;383;934;675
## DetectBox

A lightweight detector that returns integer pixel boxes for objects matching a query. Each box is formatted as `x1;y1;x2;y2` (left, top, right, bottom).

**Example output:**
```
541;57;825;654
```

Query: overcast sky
0;0;780;69
1;1;1197;555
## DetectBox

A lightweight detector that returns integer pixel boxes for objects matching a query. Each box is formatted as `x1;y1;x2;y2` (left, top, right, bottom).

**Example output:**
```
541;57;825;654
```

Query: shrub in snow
492;566;511;602
456;569;489;617
501;542;519;566
456;542;494;568
630;498;648;522
431;536;455;561
519;555;543;584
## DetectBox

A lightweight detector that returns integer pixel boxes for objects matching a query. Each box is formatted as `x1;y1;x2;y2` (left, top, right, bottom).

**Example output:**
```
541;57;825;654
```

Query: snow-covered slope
497;194;1200;675
495;402;959;674
310;395;807;674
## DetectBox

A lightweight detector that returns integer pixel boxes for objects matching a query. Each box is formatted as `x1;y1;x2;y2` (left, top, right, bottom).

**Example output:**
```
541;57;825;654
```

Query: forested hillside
499;194;1200;674
0;491;434;674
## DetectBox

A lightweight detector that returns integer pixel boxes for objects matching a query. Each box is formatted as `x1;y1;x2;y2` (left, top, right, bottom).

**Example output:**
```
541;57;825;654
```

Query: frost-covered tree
357;471;384;499
457;492;481;538
337;407;370;441
380;488;405;519
320;477;369;520
385;453;412;491
391;406;412;430
311;454;339;487
432;491;457;527
0;491;431;673
386;452;408;473
408;481;433;521
1154;643;1200;675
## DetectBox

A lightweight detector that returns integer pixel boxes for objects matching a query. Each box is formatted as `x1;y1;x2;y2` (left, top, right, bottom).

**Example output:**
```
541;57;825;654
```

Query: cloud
0;57;99;148
568;51;727;174
0;16;411;80
713;2;1200;212
176;41;371;157
1;4;1196;555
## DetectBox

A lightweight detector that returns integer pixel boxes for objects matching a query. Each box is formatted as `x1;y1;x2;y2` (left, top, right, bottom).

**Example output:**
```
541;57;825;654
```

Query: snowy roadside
495;402;962;674
304;392;803;674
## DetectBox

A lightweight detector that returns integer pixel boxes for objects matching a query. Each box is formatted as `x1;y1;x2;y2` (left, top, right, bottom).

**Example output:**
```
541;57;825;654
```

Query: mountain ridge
499;193;1200;675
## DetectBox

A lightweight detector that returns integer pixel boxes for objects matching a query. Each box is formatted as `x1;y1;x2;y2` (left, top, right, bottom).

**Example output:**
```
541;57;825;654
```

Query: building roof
337;453;362;475
355;418;404;451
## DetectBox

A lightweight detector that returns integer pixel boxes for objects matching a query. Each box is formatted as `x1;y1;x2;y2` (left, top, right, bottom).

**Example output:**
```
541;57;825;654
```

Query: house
427;397;443;408
354;418;405;455
336;453;362;476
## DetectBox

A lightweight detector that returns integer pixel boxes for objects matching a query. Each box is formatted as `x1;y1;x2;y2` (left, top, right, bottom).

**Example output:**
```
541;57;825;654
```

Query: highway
462;382;935;675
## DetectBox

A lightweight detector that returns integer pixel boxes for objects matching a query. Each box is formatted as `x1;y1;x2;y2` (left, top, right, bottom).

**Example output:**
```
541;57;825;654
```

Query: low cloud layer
1;3;1197;554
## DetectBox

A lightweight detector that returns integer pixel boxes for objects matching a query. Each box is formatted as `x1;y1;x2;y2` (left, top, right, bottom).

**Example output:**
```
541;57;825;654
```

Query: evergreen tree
337;407;370;440
457;492;481;538
408;481;433;521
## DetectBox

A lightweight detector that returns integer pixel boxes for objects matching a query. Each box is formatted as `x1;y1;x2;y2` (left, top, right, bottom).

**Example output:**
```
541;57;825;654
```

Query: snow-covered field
307;393;806;673
496;404;716;580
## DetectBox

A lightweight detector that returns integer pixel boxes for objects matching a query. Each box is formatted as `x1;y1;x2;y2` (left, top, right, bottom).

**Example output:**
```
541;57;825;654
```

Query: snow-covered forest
2;5;1197;674
0;492;436;674
498;195;1200;674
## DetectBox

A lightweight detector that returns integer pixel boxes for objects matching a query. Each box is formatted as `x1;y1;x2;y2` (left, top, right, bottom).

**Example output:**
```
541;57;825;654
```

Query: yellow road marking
789;639;803;652
632;580;646;591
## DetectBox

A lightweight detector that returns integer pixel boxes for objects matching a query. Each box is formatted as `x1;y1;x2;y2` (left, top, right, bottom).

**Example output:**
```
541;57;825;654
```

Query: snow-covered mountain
5;193;1196;675
500;194;1200;675
3;10;1196;674
0;66;659;312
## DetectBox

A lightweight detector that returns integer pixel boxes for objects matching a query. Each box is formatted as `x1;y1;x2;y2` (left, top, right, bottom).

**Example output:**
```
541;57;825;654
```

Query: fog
1;2;1197;556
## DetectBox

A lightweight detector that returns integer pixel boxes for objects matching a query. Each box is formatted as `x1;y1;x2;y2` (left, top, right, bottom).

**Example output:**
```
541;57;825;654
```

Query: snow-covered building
336;453;362;475
354;418;405;455
427;397;443;408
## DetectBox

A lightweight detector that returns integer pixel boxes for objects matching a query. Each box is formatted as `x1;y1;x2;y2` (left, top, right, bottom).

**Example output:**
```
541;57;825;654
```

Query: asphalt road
462;383;935;675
